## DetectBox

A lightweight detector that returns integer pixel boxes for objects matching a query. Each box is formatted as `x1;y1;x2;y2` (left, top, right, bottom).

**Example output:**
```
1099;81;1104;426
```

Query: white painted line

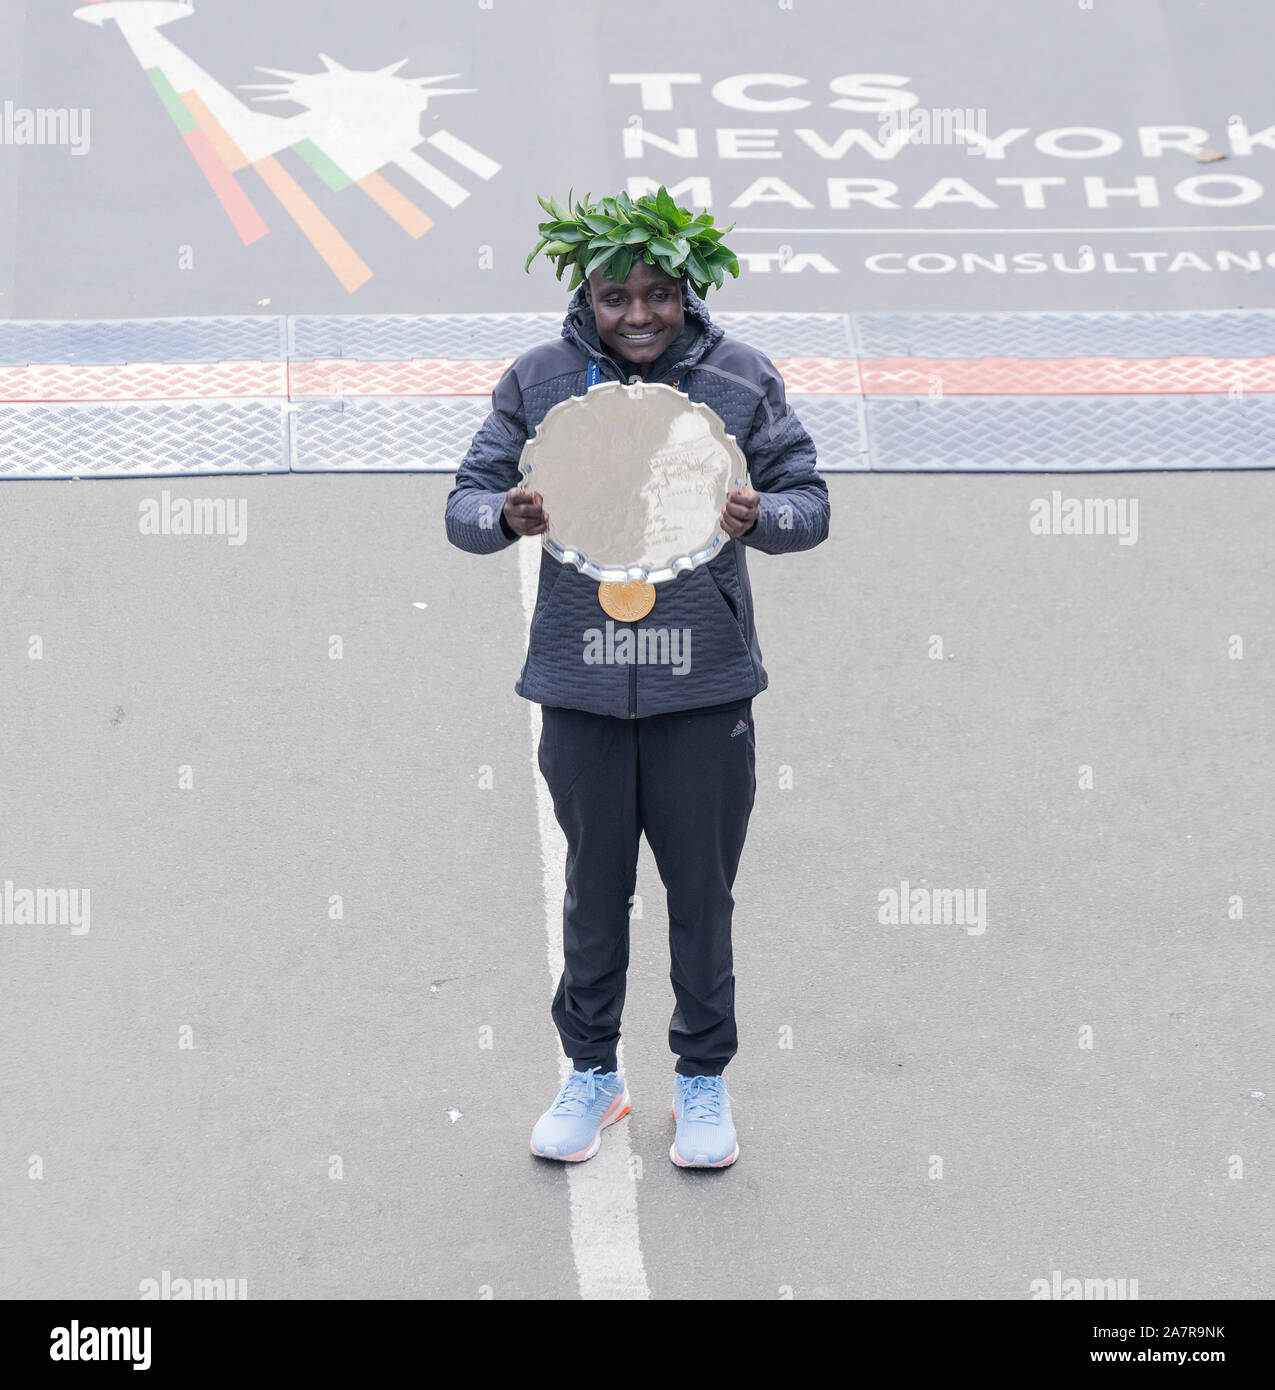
735;224;1275;234
517;536;651;1302
392;149;470;207
427;129;502;180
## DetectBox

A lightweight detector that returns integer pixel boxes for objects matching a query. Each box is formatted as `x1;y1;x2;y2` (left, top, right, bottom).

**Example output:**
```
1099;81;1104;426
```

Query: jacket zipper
628;643;637;718
593;348;683;390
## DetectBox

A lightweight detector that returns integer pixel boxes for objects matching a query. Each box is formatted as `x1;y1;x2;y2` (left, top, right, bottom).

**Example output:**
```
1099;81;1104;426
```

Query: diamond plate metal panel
0;317;287;367
854;311;1275;361
287;312;858;365
711;313;855;359
289;395;860;472
288;314;565;362
0;361;286;401
864;395;1275;470
3;311;1272;478
288;397;493;471
789;396;870;471
0;402;289;478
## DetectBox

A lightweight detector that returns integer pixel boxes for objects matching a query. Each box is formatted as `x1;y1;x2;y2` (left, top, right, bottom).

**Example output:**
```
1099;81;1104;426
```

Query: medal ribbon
588;359;680;390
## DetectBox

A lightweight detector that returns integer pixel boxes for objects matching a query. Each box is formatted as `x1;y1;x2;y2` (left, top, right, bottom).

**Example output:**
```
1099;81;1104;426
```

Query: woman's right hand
503;486;549;536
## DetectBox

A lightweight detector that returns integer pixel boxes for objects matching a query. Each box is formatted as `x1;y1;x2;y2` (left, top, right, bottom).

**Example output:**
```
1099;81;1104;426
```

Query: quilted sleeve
444;361;527;553
736;355;830;555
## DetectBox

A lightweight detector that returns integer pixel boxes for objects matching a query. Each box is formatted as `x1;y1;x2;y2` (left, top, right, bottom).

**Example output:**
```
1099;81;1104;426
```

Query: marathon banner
1;0;1270;316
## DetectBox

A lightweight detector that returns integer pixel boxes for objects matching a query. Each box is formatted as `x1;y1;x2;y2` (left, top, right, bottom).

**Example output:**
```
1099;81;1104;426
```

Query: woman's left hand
720;488;759;539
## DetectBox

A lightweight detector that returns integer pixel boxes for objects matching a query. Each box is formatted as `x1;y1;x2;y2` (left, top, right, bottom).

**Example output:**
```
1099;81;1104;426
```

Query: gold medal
597;580;656;621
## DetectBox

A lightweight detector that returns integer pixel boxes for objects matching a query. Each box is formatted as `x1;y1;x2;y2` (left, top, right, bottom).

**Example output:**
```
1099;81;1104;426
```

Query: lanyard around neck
588;359;680;391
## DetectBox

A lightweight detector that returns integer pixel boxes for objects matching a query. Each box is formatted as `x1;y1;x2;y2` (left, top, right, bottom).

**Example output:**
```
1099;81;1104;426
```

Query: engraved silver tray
517;380;749;584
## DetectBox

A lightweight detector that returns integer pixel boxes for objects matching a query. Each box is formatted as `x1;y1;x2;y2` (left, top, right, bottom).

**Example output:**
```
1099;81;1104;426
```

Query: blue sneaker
670;1074;738;1168
530;1065;630;1162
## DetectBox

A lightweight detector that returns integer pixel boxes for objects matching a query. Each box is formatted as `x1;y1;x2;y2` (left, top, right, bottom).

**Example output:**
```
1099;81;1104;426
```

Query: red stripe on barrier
3;357;1275;403
288;358;517;397
286;355;1275;397
854;356;1275;395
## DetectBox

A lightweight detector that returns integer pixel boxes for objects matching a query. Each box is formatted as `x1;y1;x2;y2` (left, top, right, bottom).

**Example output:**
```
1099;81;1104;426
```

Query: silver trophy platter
516;380;749;584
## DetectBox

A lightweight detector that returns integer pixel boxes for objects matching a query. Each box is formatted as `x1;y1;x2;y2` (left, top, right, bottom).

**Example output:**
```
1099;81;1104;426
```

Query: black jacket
444;284;830;717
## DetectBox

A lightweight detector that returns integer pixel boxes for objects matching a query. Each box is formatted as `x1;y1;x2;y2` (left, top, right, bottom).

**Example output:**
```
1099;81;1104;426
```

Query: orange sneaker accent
602;1094;631;1125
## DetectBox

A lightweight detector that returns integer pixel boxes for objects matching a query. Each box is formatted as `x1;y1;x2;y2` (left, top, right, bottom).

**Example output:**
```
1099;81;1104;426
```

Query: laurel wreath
523;184;740;298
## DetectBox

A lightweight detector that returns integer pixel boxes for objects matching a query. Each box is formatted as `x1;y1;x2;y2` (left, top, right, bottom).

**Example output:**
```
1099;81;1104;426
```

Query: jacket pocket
529;556;567;638
705;559;745;631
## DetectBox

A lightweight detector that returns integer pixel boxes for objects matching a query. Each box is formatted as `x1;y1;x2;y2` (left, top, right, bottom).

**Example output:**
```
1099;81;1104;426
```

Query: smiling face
583;258;688;376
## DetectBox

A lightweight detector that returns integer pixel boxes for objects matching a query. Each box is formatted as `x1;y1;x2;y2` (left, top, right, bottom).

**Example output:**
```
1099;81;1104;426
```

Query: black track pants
537;697;757;1078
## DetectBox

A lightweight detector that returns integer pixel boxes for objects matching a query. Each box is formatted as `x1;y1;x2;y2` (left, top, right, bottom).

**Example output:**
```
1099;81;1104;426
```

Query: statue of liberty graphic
74;1;501;291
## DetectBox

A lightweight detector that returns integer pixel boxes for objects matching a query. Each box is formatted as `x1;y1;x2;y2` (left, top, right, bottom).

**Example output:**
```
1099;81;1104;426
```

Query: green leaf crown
524;184;740;298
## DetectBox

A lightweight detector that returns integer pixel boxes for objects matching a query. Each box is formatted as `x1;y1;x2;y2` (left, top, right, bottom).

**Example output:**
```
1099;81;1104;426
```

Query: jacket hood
561;280;725;381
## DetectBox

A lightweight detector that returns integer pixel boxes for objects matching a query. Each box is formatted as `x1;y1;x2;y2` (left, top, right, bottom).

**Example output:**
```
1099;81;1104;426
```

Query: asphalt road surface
2;467;1272;1299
